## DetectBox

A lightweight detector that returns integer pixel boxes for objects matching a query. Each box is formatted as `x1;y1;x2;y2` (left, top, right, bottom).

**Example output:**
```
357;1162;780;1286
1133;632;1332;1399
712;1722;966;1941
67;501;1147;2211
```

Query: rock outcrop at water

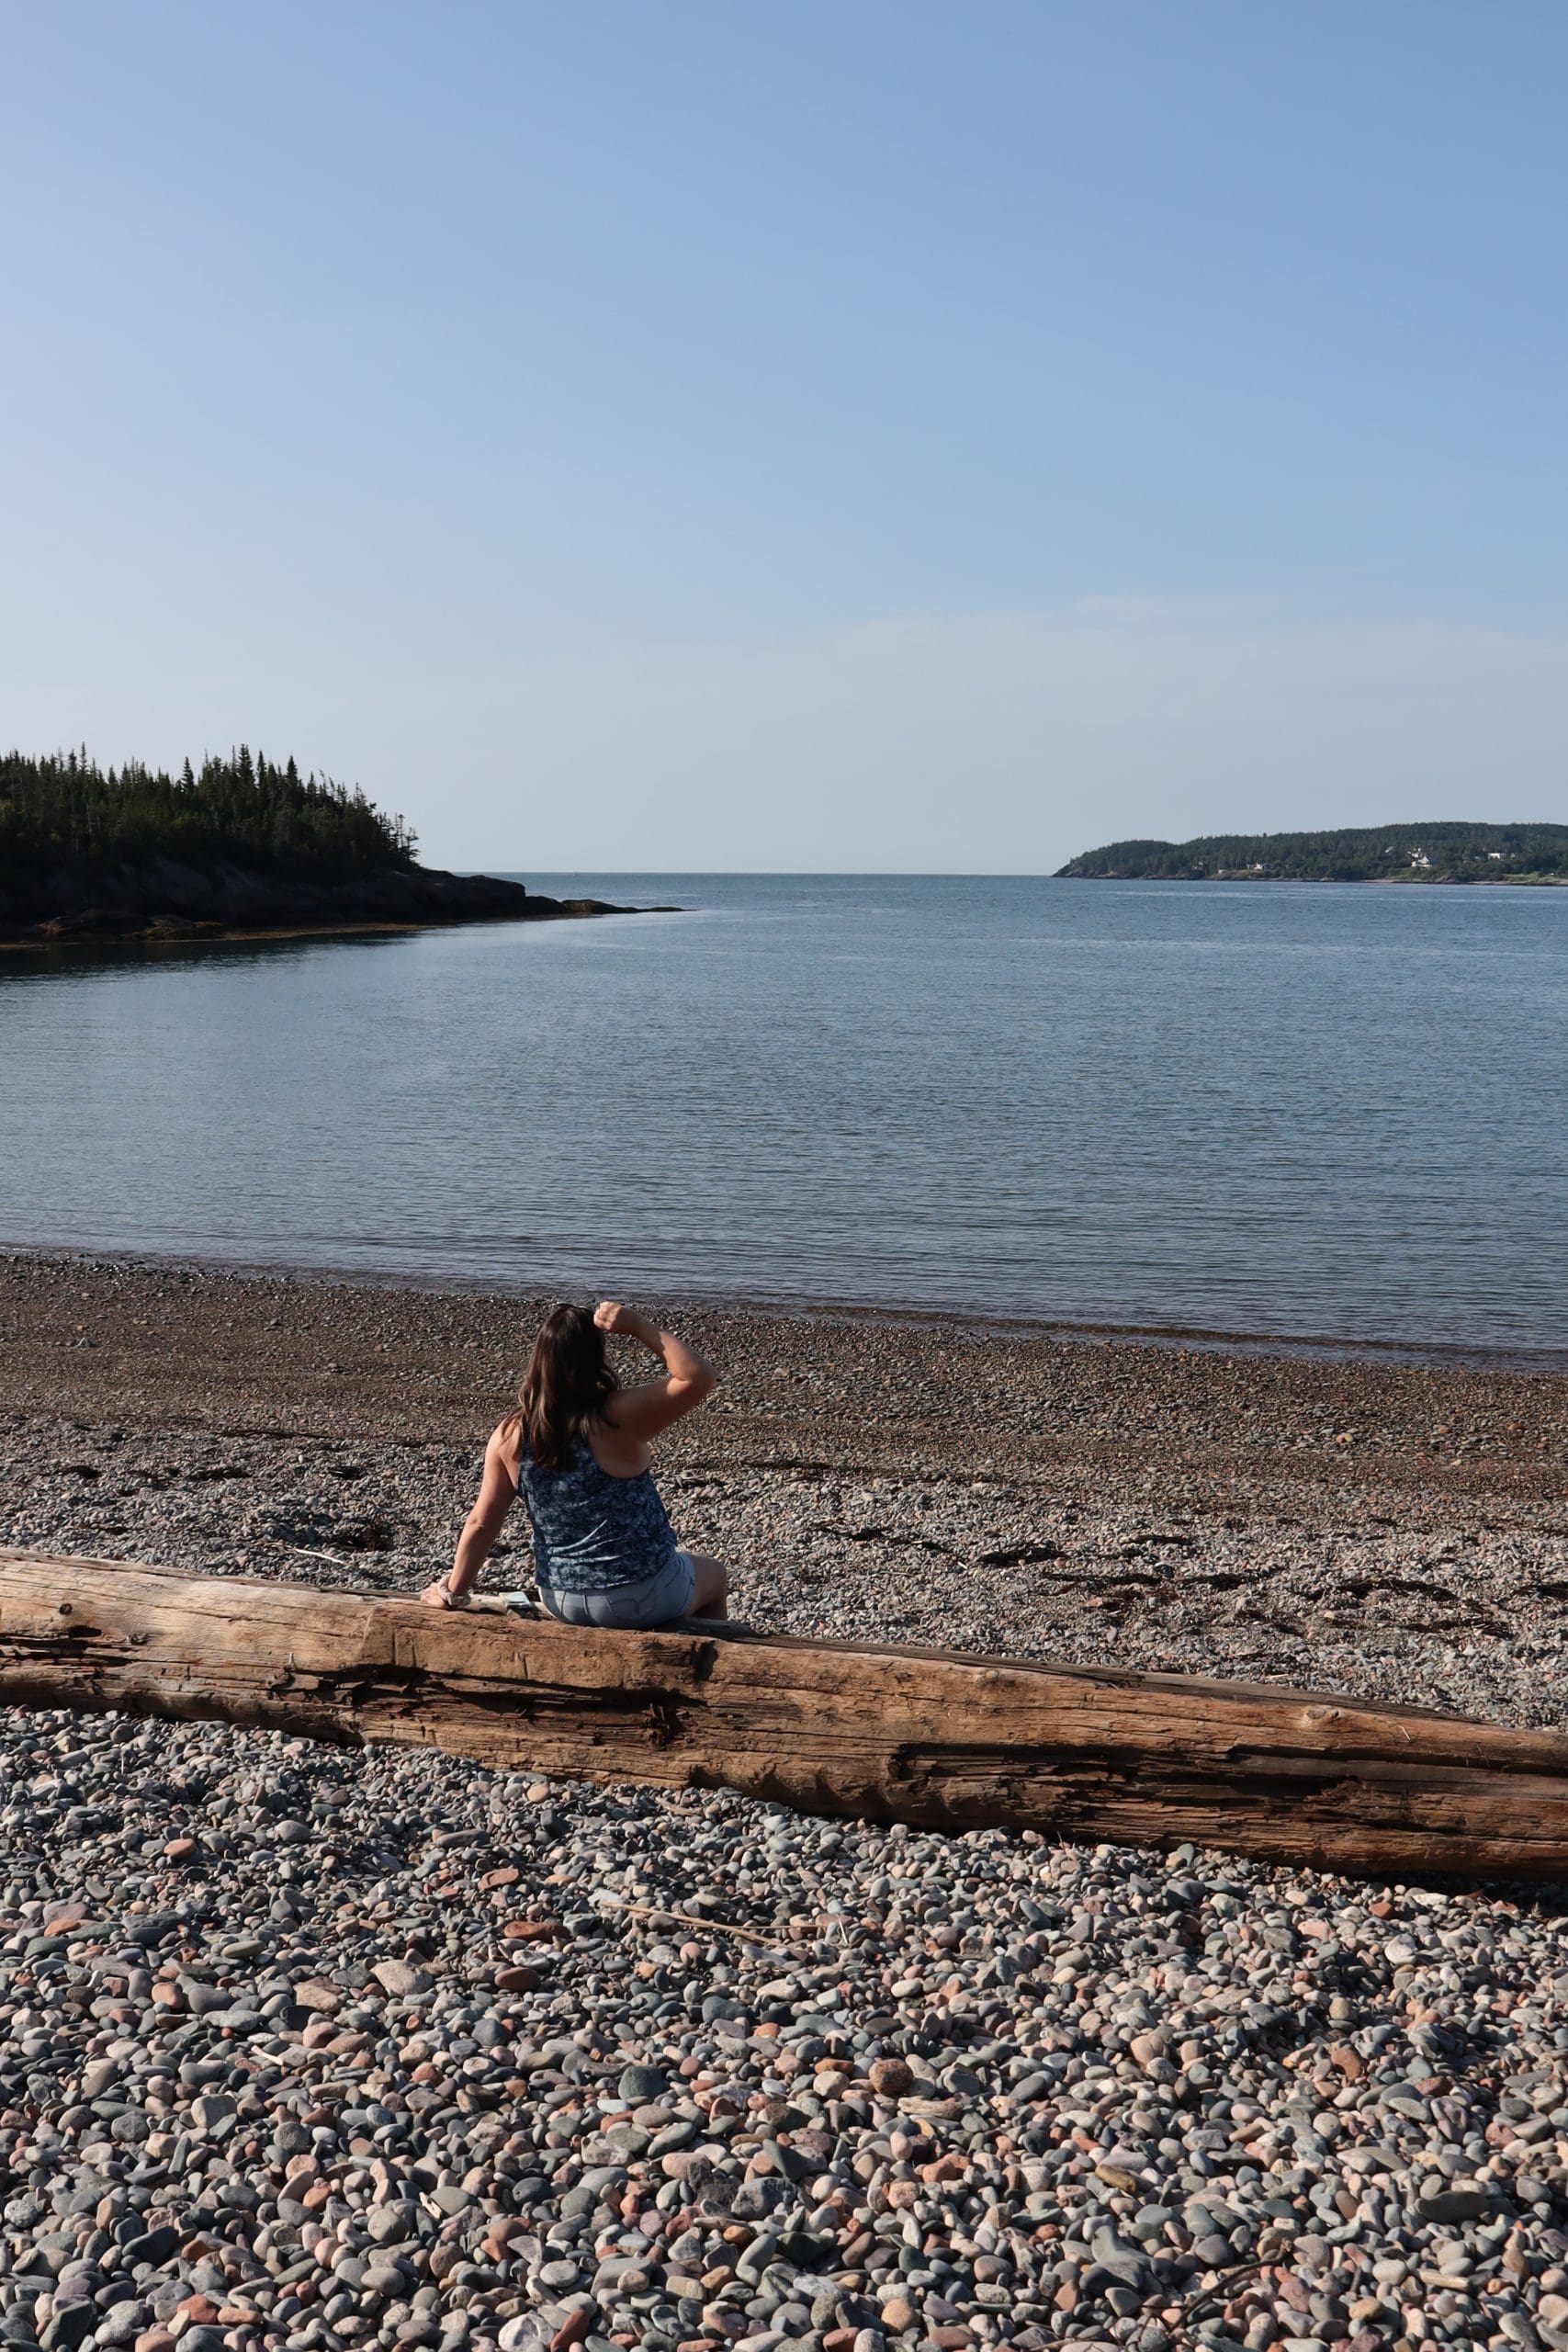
2;744;636;942
0;855;626;944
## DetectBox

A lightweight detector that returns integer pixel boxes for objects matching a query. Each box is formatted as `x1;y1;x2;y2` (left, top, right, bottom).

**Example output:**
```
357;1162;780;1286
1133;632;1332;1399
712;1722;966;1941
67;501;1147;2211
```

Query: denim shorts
536;1548;697;1629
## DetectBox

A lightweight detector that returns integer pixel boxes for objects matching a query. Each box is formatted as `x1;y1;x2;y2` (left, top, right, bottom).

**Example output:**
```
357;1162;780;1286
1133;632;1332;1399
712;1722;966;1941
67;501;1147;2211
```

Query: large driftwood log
3;1547;1567;1881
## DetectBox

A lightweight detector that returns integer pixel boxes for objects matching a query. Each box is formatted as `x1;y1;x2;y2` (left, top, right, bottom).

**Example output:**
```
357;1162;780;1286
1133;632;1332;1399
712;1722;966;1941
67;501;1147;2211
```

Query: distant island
0;747;629;944
1056;820;1568;884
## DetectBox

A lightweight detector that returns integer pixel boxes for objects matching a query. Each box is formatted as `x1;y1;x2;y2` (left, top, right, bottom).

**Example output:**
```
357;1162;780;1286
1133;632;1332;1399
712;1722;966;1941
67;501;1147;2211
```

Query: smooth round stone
618;2064;668;2103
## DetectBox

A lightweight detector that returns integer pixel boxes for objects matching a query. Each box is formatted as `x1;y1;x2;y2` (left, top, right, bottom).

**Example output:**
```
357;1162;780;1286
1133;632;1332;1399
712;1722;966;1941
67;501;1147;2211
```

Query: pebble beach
3;1253;1568;2352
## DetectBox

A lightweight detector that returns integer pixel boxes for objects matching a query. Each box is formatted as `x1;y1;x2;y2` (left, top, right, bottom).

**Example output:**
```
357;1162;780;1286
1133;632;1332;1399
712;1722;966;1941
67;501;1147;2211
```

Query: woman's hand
418;1578;468;1609
594;1299;639;1336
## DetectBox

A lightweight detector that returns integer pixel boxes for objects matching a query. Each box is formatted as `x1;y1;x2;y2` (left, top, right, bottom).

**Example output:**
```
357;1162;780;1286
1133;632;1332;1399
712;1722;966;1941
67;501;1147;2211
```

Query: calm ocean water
3;876;1565;1359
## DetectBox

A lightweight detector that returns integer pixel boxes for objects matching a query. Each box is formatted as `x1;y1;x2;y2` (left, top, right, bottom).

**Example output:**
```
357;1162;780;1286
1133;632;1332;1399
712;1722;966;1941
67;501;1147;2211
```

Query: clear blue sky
4;1;1564;869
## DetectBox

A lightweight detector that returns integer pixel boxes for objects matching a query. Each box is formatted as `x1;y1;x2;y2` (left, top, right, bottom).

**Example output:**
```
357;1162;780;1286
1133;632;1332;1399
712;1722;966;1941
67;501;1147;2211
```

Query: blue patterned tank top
514;1434;677;1593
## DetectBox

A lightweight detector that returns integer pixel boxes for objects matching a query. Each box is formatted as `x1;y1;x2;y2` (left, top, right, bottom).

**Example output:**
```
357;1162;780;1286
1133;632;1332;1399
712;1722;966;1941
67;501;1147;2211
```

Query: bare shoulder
601;1381;666;1424
600;1381;667;1429
599;1375;703;1446
589;1399;655;1472
490;1416;522;1473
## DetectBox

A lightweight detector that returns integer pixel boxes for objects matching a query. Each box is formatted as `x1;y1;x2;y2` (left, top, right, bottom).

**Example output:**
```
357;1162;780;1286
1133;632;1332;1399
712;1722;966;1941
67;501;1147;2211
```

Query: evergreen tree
0;747;419;881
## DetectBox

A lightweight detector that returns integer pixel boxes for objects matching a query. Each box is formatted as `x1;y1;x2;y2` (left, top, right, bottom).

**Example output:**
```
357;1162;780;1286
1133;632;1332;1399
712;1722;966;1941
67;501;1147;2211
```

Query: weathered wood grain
3;1547;1567;1879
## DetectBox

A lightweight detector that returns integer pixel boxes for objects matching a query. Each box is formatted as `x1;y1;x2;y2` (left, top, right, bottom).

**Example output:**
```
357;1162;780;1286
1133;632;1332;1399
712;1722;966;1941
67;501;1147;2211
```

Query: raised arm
593;1300;719;1442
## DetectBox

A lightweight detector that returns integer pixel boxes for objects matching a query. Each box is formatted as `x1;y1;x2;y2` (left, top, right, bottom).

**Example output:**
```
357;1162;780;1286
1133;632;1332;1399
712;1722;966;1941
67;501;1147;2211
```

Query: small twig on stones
1172;2255;1271;2328
588;1893;788;1951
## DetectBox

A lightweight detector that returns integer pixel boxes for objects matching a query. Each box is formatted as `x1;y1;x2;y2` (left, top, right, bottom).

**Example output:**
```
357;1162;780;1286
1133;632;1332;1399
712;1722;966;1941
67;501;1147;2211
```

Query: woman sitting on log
419;1300;728;1625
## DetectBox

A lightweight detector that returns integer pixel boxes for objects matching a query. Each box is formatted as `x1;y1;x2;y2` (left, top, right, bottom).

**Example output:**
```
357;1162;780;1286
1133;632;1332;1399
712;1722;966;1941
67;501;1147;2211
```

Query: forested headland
0;746;623;942
2;745;417;880
1056;821;1568;883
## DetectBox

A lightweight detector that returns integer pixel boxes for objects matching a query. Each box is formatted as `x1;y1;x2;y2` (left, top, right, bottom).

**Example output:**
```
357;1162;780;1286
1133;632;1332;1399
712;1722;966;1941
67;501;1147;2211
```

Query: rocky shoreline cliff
0;854;627;944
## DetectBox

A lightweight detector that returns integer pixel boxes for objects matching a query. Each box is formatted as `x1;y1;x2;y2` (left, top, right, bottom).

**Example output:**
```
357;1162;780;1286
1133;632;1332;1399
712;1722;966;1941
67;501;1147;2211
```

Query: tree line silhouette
0;746;418;880
1057;821;1568;882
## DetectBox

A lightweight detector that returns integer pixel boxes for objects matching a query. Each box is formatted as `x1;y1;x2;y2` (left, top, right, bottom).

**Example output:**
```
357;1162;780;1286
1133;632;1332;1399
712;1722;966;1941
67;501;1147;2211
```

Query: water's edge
12;1242;1564;1378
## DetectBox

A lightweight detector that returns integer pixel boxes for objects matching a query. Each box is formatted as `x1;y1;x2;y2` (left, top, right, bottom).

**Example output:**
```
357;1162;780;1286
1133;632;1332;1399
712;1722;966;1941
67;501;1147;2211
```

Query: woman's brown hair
514;1303;617;1472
